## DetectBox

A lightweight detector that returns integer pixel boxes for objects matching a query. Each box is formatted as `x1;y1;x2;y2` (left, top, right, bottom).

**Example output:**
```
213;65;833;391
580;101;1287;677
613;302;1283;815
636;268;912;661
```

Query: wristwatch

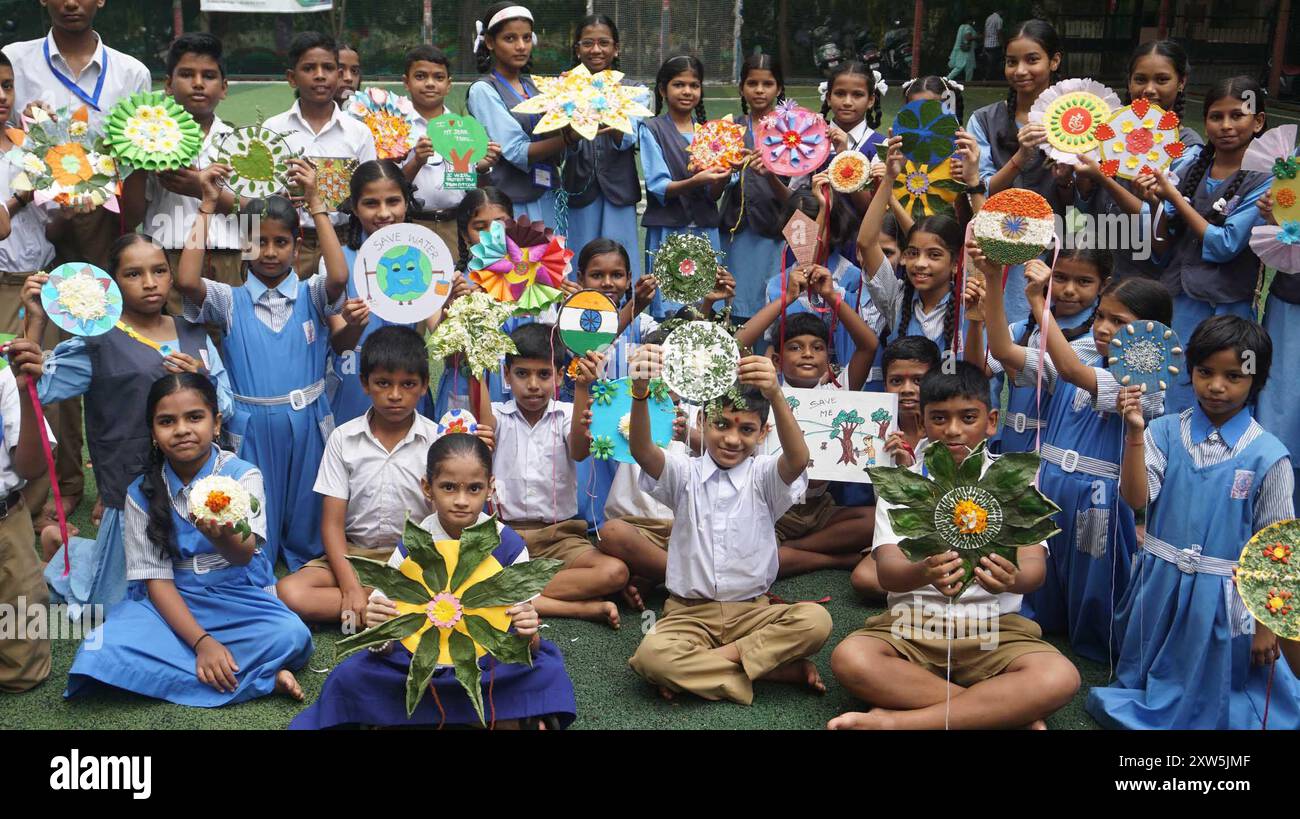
964;181;987;195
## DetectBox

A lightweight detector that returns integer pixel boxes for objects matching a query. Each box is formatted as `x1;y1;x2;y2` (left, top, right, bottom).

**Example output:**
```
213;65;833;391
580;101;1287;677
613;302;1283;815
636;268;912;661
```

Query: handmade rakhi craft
352;223;456;324
755;103;829;176
189;475;261;540
1095;98;1185;180
467;217;573;315
213;125;294;199
868;441;1061;598
1106;320;1183;394
894;158;964;219
5;105;120;211
587;377;675;463
1236;520;1300;640
892;99;960;167
972;188;1056;265
510;64;652;139
557;289;619;356
651;232;722;304
827;150;872;193
102;90;203;172
41;263;123;337
1028;78;1123;165
661;320;740;405
425;292;517;379
689;116;747;171
335;517;562;722
345;87;420;160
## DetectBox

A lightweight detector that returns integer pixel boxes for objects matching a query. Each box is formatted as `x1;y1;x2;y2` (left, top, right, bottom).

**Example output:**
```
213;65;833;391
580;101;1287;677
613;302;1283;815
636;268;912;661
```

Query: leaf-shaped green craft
215;125;293;199
229;139;274;182
893;99;960;167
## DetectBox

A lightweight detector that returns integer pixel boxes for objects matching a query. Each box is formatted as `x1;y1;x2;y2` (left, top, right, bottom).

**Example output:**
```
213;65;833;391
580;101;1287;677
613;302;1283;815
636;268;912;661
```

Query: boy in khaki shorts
626;347;832;705
828;363;1081;729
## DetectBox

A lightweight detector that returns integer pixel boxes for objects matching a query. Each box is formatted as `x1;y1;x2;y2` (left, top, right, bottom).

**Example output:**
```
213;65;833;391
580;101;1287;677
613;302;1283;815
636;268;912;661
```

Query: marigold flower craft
1236;520;1300;640
189;475;261;539
828;151;872;193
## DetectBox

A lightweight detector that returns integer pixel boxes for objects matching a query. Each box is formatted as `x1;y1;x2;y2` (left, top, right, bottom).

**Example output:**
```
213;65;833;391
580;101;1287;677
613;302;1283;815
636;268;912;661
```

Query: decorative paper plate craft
510;64;652;140
345;87;420;160
1027;79;1122;165
755;103;829;176
1243;123;1300;225
894;158;964;218
1250;224;1300;274
426;292;517;379
972;188;1056;265
661;320;739;405
426;113;490;190
310;156;359;211
1236;520;1300;641
102;90;203;172
467;217;573;315
214;125;294;199
336;516;563;722
892;99;960;167
352;223;455;324
5;105;120;211
557;290;619;356
1095;98;1186;180
828;151;872;193
1107;320;1183;394
587;377;675;463
652;232;722;304
868;441;1061;599
189;474;261;540
41;263;122;337
434;409;479;438
689;116;747;171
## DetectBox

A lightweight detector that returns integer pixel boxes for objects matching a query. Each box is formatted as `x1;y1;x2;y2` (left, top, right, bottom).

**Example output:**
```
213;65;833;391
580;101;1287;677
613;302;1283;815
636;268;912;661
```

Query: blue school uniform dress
640;113;722;320
1086;407;1300;729
187;274;340;571
65;448;313;707
1258;270;1300;510
467;73;557;225
289;513;576;729
41;319;231;614
762;253;859;372
720;117;790;321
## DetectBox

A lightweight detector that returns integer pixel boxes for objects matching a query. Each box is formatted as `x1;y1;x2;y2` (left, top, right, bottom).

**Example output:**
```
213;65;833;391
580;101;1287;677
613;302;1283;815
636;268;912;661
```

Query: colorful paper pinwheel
893;158;965;218
103;90;203;172
1236;520;1300;640
511;64;652;139
467;217;574;315
5;105;120;212
346;87;420;160
41;263;123;337
689;116;748;171
335;517;562;722
755;104;830;175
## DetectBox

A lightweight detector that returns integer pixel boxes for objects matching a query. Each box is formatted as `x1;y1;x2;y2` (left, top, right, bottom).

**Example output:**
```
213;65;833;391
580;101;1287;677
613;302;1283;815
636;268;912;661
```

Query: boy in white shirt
828;362;1080;730
626;346;832;704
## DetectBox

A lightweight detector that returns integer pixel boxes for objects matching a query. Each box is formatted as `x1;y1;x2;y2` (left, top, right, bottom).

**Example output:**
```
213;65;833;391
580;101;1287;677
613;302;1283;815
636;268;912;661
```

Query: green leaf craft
1236;520;1300;641
652;232;722;304
892;99;960;167
334;516;562;723
214;125;295;199
868;442;1061;598
661;320;740;405
102;91;204;172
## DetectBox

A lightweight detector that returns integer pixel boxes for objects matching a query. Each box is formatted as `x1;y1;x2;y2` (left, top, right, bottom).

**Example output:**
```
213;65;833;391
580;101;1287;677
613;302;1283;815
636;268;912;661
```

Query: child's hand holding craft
410;136;435;169
1024;258;1053;310
197;163;231;209
738;354;780;400
827;123;849;153
1117;385;1145;433
1258;190;1277;226
964;238;1000;283
19;272;48;328
704;270;734;307
163;352;205;375
1015;122;1048;163
475;141;502;173
962;273;987;323
5;337;44;390
808;265;837;302
340;297;370;328
287;157;321;211
629;343;663;392
975;553;1020;594
633;274;658;313
365;594;399;628
883;135;906;179
884;431;916;467
783;265;807;305
1252;623;1281;666
694;164;732;187
474;423;495;452
507;601;540;637
922;551;965;597
572;351;605;386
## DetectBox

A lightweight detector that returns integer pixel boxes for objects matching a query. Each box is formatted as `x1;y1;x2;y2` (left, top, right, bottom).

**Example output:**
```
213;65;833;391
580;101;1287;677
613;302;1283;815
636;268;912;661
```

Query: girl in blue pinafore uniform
640;54;727;321
1148;77;1269;415
1258;190;1300;510
35;235;233;614
560;15;645;287
179;162;350;571
465;3;566;227
290;433;576;729
66;374;312;707
1087;316;1300;729
326;160;434;425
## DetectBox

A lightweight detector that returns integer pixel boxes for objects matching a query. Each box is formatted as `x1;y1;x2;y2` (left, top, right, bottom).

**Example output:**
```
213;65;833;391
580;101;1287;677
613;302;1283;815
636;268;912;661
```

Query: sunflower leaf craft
467;217;573;316
40;263;123;337
972;188;1057;266
868;442;1061;599
511;64;652;140
1236;520;1300;640
689;116;748;171
893;158;965;219
213;125;294;199
4;104;120;212
1095;98;1185;181
426;292;517;378
335;517;563;723
345;87;420;160
1027;79;1123;165
892;99;960;167
103;91;203;172
652;232;722;304
755;103;830;176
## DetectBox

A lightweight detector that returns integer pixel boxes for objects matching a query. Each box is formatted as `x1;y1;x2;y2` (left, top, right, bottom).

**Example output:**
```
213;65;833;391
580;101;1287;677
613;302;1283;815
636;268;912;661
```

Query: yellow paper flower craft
511;64;652;140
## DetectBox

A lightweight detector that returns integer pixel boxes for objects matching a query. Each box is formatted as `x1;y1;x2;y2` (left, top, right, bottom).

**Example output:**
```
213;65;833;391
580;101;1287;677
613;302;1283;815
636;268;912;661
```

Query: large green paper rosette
103;91;203;172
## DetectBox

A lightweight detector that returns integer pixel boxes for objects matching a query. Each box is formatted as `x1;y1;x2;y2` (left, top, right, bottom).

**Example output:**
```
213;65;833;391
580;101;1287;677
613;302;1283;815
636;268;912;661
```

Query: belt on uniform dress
1039;443;1120;480
1006;412;1045;434
232;378;325;411
1141;532;1253;637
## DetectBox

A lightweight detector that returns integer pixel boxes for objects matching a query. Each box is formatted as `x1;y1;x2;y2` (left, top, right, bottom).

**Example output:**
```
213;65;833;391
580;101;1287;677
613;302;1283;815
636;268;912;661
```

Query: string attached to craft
1031;233;1063;458
28;377;69;576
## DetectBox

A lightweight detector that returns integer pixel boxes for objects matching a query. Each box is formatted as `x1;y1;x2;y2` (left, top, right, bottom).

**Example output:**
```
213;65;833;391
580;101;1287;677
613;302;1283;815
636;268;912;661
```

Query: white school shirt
143;115;242;250
491;399;577;522
2;31;150;128
0;368;55;497
604;438;687;520
313;410;439;550
640;450;808;602
0;154;54;273
404;111;468;212
263;100;378;227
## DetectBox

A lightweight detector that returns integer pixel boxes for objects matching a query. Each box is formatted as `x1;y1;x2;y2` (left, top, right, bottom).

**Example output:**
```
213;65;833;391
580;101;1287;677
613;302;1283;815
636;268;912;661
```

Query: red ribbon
27;377;69;576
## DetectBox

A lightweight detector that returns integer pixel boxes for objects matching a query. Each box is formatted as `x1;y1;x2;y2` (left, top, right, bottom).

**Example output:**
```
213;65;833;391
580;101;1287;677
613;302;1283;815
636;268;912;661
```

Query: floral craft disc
971;188;1056;265
557;289;619;356
1236;520;1300;641
352;223;455;324
5;105;120;211
345;87;420;160
661;320;739;405
1095;99;1185;180
891;99;960;167
41;263;123;337
1249;223;1300;274
1028;79;1122;165
588;377;676;463
1242;124;1300;226
755;104;829;175
426;292;517;379
893;158;965;219
311;156;359;211
828;151;871;193
434;409;479;438
190;474;261;539
652;232;722;304
510;64;652;140
214;126;294;199
689;116;748;171
103;90;204;172
467;217;573;316
1106;320;1183;394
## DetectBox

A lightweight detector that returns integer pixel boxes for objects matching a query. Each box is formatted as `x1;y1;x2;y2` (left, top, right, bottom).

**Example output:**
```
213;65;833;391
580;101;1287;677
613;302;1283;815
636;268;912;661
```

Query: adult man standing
983;9;1004;79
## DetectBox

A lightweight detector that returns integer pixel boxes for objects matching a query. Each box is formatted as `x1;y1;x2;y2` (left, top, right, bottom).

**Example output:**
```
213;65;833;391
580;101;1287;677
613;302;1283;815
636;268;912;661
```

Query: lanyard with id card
493;71;556;190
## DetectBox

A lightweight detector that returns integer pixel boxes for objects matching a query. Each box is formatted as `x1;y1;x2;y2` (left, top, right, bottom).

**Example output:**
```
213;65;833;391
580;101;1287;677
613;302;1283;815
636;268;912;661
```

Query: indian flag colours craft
102;91;204;172
971;189;1056;265
510;64;652;140
1107;320;1183;394
689;116;747;171
1028;79;1122;165
1237;520;1300;641
335;517;562;723
557;290;619;356
467;217;573;316
1095;98;1185;180
5;105;120;211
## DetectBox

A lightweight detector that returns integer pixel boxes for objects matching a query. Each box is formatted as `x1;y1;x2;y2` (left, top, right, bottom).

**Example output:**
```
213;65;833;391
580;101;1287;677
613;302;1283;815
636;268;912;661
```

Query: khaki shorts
615;516;672;550
509;519;594;567
849;609;1060;688
775;491;838;542
303;543;395;573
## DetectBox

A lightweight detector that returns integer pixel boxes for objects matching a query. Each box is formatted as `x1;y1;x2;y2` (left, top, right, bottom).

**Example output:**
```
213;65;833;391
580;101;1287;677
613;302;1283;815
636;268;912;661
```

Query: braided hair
888;215;962;350
454;186;514;271
654;55;708;123
996;20;1063;158
1171;76;1266;231
738;53;787;117
820;61;883;130
903;75;966;123
1015;246;1113;347
344;160;415;250
1125;40;1189;122
140;373;222;562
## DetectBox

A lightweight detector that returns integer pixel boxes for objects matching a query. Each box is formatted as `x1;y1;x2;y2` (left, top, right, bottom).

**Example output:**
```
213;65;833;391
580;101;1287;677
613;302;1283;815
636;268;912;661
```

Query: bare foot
827;708;898;730
760;659;827;693
620;583;645;611
1028;719;1047;730
535;597;620;628
658;685;675;701
274;669;304;701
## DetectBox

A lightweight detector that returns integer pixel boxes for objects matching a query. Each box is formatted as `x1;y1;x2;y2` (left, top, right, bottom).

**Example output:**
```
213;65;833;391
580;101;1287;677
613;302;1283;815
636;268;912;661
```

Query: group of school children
0;0;1298;731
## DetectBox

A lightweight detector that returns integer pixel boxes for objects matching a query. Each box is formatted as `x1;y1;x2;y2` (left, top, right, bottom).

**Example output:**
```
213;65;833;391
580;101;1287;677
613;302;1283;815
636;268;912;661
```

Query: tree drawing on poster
766;388;898;483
